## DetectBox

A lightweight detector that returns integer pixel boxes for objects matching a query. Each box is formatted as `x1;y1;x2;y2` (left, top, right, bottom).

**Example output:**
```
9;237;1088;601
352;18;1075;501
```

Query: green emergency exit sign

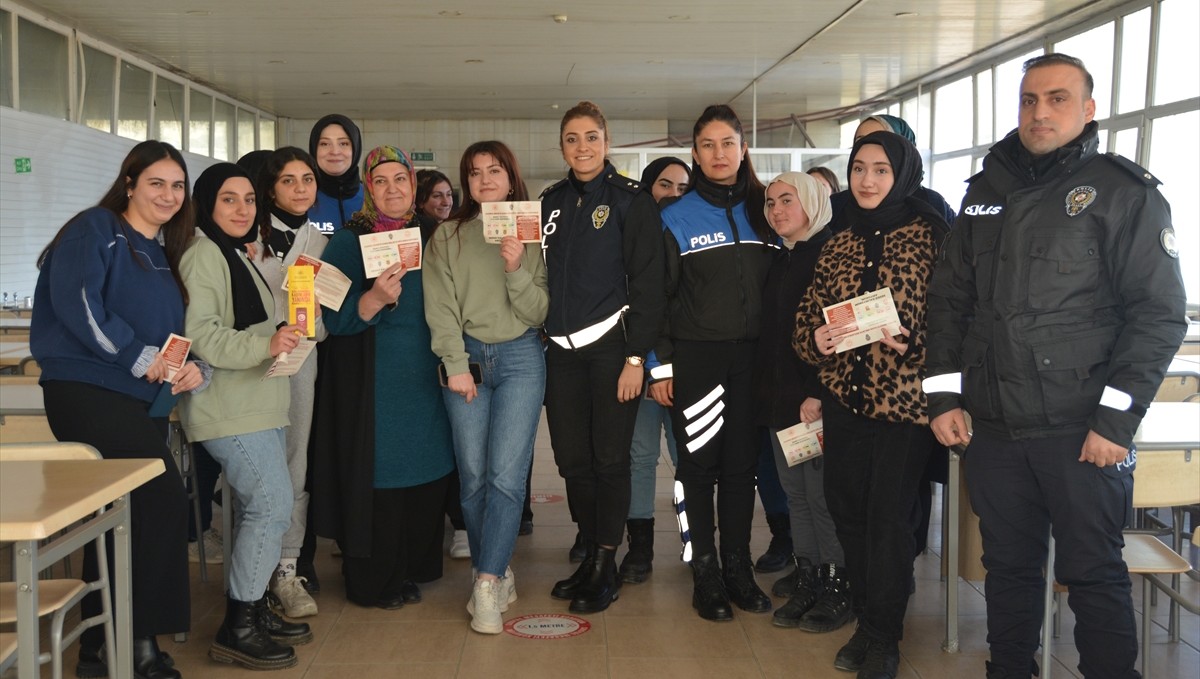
410;152;434;162
14;157;31;173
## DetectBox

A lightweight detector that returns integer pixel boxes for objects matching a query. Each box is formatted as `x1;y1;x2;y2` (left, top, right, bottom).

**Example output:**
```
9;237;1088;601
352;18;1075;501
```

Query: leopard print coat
793;218;938;425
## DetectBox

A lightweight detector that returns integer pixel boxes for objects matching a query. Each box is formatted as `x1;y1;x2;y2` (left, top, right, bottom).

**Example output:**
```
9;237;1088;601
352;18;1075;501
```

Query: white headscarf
764;171;832;246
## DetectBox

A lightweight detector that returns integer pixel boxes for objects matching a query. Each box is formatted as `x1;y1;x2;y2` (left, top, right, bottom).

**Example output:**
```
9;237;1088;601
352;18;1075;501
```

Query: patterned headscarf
763;171;832;243
355;145;417;231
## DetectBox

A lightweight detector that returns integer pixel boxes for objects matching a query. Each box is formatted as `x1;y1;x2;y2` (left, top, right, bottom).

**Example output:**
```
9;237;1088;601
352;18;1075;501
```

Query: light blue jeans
203;428;292;601
442;329;545;577
628;397;678;519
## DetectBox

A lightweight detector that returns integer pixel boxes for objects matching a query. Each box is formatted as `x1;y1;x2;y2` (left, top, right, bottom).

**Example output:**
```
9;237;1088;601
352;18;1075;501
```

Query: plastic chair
0;443;115;679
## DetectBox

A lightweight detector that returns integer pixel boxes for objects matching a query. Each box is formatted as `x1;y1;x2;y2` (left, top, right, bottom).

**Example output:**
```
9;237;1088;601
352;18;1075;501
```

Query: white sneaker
450;530;471;559
271;574;318;618
187;528;223;564
469;579;503;634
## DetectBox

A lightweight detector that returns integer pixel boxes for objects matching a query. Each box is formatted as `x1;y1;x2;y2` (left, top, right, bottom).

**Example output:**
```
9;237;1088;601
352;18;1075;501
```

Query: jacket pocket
1031;331;1115;424
960;335;999;421
971;225;1001;302
1026;236;1101;310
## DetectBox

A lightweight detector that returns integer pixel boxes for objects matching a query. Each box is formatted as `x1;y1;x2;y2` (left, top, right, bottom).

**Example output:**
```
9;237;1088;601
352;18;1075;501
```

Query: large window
17;17;68;119
118;61;151;141
188;90;211;156
1149;110;1200;301
80;45;116;133
154;76;184;148
1154;0;1199;105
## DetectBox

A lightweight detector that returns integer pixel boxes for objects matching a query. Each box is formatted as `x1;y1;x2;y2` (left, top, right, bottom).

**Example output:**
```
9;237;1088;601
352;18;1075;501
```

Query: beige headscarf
764;171;832;245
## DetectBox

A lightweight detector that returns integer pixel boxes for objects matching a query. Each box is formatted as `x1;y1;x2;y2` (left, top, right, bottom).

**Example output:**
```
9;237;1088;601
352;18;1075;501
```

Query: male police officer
924;53;1186;679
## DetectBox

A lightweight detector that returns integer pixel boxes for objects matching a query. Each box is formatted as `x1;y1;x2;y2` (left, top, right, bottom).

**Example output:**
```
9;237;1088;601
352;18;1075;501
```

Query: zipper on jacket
723;185;749;338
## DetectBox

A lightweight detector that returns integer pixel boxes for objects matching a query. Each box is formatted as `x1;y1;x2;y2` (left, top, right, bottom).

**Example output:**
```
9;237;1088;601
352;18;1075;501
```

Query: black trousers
966;430;1139;678
544;327;639;547
670;340;758;558
822;398;932;642
42;380;190;640
341;474;451;606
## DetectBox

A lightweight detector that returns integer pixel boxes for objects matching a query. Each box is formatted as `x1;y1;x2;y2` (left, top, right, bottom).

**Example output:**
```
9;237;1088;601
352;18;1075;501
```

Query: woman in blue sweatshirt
32;140;203;679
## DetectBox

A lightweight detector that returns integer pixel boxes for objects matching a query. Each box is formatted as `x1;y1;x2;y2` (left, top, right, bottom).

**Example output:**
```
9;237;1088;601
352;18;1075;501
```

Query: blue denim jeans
203;428;292;601
628;396;678;519
442;329;545;577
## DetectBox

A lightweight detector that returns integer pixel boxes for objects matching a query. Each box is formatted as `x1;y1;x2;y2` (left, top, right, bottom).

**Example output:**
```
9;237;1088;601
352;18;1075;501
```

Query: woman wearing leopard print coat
792;131;949;679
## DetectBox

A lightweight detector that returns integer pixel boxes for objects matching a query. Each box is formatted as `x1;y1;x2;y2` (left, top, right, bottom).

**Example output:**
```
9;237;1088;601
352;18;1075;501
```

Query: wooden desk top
0;382;43;414
1133;402;1200;452
0;458;164;540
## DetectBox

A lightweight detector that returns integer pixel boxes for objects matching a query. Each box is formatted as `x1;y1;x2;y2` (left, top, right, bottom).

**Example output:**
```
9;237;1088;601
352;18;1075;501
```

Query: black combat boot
618;518;655;583
771;557;821;628
857;636;900;679
798;562;853;633
551;542;597;599
255;596;314;645
691;553;733;621
569;546;620;613
209;596;297;670
771;553;803;597
754;513;793;573
721;548;772;613
568;530;588;563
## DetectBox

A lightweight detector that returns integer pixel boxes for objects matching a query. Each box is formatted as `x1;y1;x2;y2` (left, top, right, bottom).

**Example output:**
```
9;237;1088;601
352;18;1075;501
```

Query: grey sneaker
187;528;223;564
270;574;318;618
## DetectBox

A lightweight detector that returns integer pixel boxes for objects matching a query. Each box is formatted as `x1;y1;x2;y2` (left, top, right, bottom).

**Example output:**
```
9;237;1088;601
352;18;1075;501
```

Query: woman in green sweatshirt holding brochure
423;140;548;634
179;162;312;671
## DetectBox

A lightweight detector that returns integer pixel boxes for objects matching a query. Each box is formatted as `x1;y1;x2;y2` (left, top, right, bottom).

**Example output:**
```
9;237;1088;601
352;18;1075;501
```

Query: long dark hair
690;104;771;241
415;169;453;219
255;146;319;256
447;140;529;226
38;140;194;302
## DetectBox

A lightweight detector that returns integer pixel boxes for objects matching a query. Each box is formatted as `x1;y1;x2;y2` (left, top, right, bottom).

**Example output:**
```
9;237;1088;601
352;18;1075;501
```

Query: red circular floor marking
503;613;591;639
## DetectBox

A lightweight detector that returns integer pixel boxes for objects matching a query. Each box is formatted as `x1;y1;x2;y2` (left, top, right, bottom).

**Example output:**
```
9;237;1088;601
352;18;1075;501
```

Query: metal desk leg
13;539;39;679
112;494;133;679
944;448;960;653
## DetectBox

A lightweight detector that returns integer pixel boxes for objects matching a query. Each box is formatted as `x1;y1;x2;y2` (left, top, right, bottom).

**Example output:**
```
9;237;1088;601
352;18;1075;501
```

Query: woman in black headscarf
793;131;949;679
179;163;312;670
308;114;364;234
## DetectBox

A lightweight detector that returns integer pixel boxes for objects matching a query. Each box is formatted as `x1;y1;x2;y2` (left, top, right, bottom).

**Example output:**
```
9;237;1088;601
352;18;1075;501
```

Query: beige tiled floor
42;415;1200;678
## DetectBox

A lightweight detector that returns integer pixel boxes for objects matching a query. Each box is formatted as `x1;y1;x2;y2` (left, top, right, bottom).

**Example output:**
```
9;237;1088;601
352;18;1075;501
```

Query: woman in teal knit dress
310;145;454;609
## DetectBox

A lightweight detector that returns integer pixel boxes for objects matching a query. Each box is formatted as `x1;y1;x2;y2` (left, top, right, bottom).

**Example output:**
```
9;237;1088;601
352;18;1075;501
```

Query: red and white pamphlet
159;333;192;383
360;229;422;277
482;201;543;244
821;287;901;353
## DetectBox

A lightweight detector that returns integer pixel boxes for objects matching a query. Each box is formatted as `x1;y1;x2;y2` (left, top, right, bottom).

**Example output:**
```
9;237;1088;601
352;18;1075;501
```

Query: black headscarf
843;131;949;238
308;114;363;200
193;163;269;331
639;157;690;192
235;149;272;186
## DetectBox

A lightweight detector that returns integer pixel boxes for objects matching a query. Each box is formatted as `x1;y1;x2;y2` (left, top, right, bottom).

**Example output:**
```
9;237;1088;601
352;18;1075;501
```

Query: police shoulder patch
1160;228;1179;258
1065;186;1097;217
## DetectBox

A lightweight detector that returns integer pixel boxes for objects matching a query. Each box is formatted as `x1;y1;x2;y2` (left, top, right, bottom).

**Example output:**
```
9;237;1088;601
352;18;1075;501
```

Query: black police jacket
539;162;665;358
925;123;1187;446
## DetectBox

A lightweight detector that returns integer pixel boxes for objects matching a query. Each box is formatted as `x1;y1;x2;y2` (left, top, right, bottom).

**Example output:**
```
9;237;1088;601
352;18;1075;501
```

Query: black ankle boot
722;548;772;613
618;518;655;584
771;557;820;628
209;596;297;670
770;554;802;598
255;596;314;645
551;543;597;599
78;638;177;679
691;553;733;621
754;514;793;573
569;547;620;613
798;562;853;633
132;637;180;679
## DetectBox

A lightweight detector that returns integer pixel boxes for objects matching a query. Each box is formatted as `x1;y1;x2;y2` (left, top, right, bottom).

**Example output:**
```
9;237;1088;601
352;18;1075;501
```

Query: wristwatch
626;355;644;367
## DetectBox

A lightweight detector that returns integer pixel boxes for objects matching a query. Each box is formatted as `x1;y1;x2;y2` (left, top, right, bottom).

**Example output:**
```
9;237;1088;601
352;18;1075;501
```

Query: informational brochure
776;419;824;467
821;287;901;353
282;254;350;312
262;339;317;379
360;228;422;277
481;201;543;244
160;333;191;383
288;265;316;338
